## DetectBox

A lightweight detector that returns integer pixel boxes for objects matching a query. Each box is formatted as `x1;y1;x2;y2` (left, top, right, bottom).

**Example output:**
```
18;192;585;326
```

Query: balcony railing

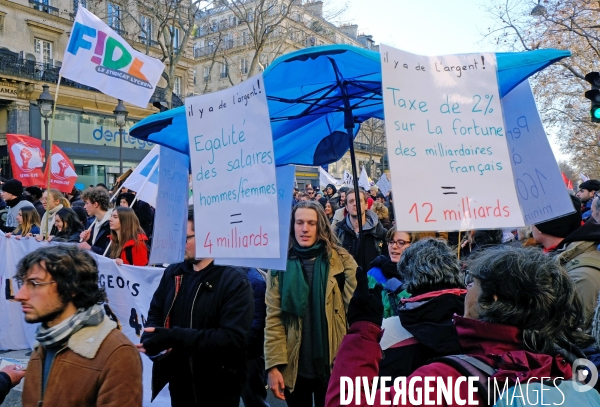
353;142;386;155
29;0;59;16
109;26;128;36
0;53;183;108
137;36;159;47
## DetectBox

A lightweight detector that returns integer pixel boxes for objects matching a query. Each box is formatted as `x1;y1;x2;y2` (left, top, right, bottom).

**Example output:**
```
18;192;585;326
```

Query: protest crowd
1;174;600;407
0;7;599;405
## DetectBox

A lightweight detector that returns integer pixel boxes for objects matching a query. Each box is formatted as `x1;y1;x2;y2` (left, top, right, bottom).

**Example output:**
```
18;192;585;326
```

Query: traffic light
585;72;600;123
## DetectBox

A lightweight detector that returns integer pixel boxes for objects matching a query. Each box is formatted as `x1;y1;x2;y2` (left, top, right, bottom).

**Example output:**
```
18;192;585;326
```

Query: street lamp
113;99;128;174
37;84;53;162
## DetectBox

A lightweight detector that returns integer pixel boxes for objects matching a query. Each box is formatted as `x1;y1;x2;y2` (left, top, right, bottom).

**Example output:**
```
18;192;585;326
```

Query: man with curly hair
15;245;142;406
78;187;112;255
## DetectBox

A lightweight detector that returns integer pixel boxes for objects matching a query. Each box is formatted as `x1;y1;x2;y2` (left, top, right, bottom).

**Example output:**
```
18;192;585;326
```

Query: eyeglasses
186;235;195;242
17;280;56;290
387;239;410;247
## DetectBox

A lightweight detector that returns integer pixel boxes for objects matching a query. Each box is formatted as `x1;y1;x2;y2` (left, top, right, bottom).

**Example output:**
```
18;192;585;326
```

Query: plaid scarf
36;303;105;347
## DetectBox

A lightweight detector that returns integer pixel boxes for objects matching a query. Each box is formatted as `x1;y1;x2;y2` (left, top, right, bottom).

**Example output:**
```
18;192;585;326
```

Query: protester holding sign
265;201;357;406
138;207;253;407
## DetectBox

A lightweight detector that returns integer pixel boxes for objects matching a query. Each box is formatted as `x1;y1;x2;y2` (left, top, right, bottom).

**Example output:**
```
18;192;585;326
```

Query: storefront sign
0;82;17;98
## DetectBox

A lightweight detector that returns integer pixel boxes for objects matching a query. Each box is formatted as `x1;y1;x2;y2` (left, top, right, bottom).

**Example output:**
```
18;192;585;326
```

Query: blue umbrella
130;45;570;165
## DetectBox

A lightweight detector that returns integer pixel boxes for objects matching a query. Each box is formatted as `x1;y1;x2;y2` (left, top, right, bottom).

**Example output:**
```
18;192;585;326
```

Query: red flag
6;134;45;186
43;144;77;193
562;172;573;190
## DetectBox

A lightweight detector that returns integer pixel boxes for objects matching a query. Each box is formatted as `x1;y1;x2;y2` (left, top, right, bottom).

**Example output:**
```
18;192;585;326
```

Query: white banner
0;234;170;406
186;74;280;258
319;167;342;188
122;145;160;207
358;166;370;191
381;45;524;231
502;80;575;225
60;7;165;108
150;146;189;264
216;165;295;271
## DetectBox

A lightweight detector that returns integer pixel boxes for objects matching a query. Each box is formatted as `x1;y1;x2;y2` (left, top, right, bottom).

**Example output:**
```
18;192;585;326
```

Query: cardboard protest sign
501;80;575;224
215;165;295;270
376;173;392;196
186;74;280;258
380;45;524;231
149;146;189;264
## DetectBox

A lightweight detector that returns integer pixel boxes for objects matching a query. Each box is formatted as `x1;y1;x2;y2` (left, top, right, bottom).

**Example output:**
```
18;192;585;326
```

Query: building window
171;26;180;51
220;63;228;78
240;58;248;74
193;69;196;84
204;66;210;82
242;30;249;46
34;38;52;65
107;3;121;31
174;76;181;96
73;0;86;14
140;15;152;44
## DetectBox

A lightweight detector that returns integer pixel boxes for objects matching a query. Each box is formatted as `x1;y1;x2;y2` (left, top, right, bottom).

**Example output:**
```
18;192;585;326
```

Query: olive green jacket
264;247;357;392
557;240;600;330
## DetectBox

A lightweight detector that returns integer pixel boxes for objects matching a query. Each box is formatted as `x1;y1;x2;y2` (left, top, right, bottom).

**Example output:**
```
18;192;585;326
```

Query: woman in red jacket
107;207;149;266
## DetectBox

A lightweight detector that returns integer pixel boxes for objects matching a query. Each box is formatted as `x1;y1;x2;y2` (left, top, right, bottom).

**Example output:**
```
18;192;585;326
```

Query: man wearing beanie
1;179;34;233
532;194;600;329
577;179;600;221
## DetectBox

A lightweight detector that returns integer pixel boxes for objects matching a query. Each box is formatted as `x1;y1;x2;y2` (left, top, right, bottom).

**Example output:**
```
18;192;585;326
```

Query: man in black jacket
336;188;387;269
78;187;111;255
138;207;254;407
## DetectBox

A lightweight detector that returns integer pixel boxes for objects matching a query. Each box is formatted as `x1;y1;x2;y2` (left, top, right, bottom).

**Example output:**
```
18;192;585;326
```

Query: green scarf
278;241;330;384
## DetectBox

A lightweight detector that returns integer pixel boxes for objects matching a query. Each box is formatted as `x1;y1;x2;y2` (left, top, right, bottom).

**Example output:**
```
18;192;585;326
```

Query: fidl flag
60;7;165;108
6;134;45;186
43;144;78;193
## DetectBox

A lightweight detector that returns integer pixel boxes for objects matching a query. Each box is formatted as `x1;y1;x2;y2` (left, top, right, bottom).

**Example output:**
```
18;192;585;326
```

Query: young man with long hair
265;201;357;406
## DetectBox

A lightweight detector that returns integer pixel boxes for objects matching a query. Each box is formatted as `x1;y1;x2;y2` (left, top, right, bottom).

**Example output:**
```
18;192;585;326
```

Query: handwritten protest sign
376;173;392;196
380;45;524;231
186;74;280;258
502;80;574;224
149;146;189;264
215;165;295;270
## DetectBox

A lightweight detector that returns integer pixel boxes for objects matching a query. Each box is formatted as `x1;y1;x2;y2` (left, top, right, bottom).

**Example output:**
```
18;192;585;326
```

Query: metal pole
119;127;123;174
43;118;49;163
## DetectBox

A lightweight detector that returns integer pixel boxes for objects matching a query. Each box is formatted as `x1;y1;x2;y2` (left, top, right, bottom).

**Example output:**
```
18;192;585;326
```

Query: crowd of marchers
2;177;600;407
